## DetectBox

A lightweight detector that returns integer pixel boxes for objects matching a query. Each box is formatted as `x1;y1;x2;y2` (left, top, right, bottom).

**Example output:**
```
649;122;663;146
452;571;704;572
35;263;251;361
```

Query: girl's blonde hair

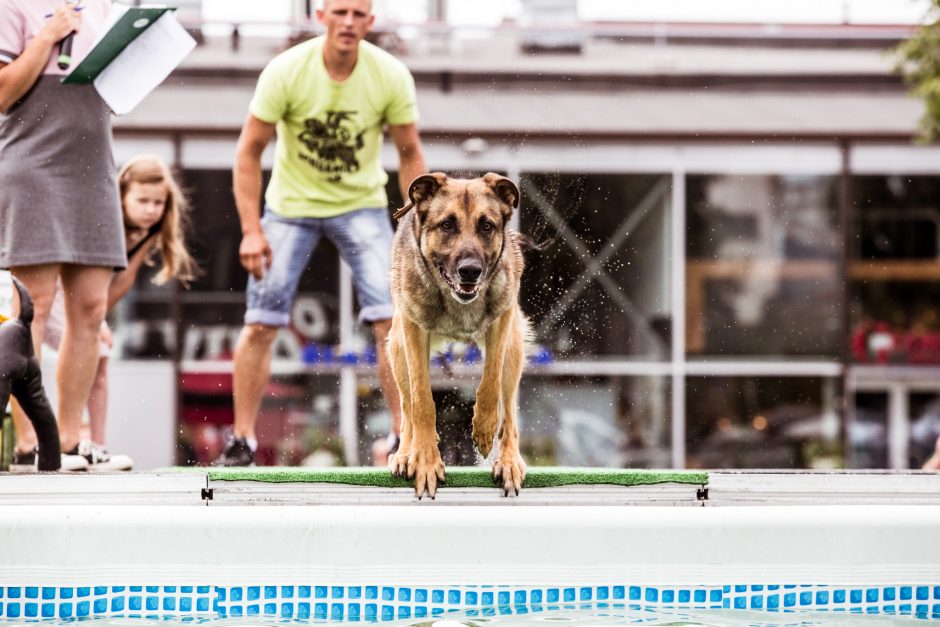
117;155;197;286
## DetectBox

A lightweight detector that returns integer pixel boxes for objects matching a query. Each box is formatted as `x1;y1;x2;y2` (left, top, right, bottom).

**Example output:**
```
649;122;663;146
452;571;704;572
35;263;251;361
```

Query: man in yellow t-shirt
216;0;427;466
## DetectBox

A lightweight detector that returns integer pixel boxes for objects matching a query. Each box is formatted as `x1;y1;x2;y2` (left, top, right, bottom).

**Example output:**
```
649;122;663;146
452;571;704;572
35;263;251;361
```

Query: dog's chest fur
415;271;509;343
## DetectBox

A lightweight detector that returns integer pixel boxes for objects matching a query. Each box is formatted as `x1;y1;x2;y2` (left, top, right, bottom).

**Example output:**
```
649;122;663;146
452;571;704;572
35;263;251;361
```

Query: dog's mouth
437;264;481;303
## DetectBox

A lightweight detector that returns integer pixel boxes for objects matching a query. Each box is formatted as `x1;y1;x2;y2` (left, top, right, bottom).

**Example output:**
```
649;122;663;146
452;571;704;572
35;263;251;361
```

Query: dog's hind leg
398;316;445;499
386;315;412;477
12;359;61;471
492;312;527;496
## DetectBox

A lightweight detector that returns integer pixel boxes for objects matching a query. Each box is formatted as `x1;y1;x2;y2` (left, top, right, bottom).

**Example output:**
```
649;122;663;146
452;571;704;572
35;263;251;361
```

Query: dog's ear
408;172;448;208
483;173;519;215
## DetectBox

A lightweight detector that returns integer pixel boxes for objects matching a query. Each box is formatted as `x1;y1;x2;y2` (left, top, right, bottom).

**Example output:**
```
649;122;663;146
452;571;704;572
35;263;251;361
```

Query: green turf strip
204;466;707;488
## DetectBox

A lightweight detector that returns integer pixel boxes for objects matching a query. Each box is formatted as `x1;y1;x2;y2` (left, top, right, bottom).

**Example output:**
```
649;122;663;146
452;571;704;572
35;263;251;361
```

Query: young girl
13;156;197;471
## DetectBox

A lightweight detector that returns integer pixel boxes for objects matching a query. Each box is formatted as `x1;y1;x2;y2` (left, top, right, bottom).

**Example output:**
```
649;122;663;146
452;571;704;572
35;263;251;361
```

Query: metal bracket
201;487;214;501
696;487;709;501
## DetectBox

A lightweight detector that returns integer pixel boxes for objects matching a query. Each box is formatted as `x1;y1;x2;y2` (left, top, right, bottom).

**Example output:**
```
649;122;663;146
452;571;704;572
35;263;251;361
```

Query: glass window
910;392;940;468
686;174;841;357
116;168;343;362
686;376;841;469
520;173;672;359
851;176;940;366
851;392;888;469
520;376;671;468
178;372;343;466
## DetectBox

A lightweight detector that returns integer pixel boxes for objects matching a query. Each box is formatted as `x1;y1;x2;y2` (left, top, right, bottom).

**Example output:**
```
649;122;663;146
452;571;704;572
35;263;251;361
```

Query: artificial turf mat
202;466;707;489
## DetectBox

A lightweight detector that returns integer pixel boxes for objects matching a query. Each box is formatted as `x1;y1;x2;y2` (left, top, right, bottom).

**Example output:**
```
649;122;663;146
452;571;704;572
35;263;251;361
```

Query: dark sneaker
10;447;37;473
213;437;255;467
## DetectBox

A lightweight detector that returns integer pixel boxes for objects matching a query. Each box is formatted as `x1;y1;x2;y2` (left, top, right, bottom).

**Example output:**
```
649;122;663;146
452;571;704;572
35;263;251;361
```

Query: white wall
41;358;177;471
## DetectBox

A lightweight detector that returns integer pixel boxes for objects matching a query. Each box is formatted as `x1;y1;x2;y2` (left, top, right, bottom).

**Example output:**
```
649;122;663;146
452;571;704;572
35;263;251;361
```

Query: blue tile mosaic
2;582;939;622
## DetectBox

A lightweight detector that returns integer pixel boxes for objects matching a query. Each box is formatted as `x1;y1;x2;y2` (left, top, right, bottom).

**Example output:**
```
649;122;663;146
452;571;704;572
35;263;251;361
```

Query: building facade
98;21;940;470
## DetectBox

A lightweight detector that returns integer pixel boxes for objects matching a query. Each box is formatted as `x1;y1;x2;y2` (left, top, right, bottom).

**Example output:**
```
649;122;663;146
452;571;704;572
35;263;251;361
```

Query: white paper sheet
93;10;196;115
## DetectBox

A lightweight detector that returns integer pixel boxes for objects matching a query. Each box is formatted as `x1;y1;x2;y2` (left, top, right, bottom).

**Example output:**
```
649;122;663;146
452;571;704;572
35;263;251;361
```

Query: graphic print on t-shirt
297;110;366;182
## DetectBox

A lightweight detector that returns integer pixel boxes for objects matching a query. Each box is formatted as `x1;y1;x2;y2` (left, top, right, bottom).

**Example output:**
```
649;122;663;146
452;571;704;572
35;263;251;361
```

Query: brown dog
387;172;529;498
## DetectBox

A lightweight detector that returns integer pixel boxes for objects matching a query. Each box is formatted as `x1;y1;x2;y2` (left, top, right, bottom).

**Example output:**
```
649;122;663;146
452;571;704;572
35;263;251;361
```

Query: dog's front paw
471;402;498;457
472;424;496;458
388;448;410;477
492;452;526;497
407;444;446;499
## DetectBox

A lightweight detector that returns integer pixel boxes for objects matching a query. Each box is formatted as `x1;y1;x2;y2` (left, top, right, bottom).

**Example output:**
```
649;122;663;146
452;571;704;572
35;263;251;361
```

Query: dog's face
408;172;519;304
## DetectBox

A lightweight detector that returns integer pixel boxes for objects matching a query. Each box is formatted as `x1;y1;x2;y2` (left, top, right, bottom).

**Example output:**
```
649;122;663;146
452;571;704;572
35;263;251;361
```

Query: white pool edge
3;504;940;621
4;505;940;587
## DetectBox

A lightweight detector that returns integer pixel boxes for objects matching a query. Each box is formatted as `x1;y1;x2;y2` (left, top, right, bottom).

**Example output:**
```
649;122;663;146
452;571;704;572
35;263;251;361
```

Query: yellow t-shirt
249;36;419;218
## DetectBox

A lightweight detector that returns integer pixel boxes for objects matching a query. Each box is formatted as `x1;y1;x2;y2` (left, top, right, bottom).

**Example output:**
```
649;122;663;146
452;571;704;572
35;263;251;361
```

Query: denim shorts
245;207;394;327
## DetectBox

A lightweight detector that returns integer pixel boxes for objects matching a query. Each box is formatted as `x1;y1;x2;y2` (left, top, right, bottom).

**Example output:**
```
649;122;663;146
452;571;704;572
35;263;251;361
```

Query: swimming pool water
0;604;934;626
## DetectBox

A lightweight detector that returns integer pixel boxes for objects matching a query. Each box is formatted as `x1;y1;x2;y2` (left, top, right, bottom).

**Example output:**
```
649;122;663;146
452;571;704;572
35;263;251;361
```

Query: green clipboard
62;7;173;84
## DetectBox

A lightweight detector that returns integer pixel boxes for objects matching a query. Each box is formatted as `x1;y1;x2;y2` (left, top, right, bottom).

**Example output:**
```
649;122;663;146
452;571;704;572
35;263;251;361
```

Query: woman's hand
37;4;82;46
0;3;83;111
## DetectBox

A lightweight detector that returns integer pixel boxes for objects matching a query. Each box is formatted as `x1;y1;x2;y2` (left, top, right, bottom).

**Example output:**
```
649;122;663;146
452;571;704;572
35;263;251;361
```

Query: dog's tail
11;275;34;325
512;231;550;253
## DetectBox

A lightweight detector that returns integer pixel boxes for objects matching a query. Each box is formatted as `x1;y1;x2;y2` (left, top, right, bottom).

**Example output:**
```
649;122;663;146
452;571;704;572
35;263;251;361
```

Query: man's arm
387;122;427;201
233;114;277;279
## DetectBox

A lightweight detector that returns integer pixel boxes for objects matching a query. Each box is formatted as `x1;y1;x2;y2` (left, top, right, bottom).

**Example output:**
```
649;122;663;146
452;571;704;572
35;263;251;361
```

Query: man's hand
239;231;272;280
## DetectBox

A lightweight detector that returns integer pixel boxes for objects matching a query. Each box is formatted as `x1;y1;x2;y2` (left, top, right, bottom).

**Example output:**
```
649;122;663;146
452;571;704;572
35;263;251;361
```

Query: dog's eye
479;220;494;233
439;219;455;232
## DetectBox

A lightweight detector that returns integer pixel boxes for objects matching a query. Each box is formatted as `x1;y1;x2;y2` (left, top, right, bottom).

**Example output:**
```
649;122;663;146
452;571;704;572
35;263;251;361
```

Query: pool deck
3;471;940;615
2;469;940;506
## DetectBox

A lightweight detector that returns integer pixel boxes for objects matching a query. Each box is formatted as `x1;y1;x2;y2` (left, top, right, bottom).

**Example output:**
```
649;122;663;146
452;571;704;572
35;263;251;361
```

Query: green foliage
895;1;940;142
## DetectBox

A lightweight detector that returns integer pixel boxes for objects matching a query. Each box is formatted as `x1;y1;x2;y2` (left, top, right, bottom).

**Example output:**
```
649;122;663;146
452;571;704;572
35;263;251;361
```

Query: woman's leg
56;265;111;452
87;356;108;445
9;264;61;454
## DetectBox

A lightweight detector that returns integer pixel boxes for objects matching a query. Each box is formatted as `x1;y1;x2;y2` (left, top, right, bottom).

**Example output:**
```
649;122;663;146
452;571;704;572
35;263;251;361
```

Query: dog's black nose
456;259;483;283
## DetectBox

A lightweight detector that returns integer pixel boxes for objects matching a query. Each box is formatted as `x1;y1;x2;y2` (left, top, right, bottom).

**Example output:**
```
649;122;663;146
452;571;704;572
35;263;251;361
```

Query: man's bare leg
232;323;278;442
371;318;402;465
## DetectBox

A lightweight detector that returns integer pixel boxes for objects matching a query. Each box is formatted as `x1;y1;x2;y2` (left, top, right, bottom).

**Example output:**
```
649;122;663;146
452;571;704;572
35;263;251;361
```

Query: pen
44;6;83;18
